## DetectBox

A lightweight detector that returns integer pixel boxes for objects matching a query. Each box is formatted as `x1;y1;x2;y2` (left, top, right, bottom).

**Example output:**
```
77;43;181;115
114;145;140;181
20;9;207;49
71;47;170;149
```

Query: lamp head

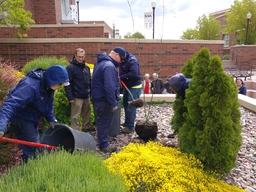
151;1;156;8
247;11;252;19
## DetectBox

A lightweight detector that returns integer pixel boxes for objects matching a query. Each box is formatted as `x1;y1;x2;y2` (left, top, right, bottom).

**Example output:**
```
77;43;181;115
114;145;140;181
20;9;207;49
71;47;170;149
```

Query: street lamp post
113;23;115;38
76;0;80;24
151;2;156;39
245;11;252;45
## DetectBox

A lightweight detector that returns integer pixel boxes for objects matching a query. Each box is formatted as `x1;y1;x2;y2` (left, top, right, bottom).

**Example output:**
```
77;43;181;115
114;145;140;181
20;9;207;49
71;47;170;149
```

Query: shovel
0;137;57;150
120;80;144;108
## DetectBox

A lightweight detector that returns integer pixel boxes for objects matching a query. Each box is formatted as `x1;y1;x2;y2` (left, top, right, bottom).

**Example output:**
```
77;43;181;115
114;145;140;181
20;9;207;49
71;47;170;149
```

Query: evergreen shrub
175;48;242;174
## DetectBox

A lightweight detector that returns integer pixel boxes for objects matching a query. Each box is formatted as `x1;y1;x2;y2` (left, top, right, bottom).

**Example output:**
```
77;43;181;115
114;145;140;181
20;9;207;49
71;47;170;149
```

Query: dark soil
130;99;144;108
135;120;158;142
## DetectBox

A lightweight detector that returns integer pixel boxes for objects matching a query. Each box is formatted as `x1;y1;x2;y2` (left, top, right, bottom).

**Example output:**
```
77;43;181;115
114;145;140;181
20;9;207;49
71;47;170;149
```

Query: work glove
49;121;58;129
111;106;118;112
0;131;4;138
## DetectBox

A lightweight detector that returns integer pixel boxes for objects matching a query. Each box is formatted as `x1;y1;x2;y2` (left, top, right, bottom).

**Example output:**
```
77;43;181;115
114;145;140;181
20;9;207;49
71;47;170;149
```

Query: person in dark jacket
151;73;164;94
236;78;247;95
0;65;69;162
168;73;191;99
91;47;124;153
119;48;142;133
65;48;93;131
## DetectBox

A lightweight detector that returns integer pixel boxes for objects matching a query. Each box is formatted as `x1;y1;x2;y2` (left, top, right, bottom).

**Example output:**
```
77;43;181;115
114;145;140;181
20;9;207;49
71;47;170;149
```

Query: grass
0;150;128;192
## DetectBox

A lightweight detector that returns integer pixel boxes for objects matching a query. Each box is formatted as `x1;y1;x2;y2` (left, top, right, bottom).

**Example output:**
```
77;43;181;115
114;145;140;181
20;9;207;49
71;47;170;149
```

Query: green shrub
22;56;69;74
105;142;244;192
51;87;96;128
22;57;94;75
181;58;194;78
178;48;242;174
52;86;71;126
0;150;128;192
222;54;229;60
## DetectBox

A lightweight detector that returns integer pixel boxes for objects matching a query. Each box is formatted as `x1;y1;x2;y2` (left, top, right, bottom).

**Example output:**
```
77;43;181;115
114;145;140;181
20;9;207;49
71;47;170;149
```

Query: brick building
0;0;255;77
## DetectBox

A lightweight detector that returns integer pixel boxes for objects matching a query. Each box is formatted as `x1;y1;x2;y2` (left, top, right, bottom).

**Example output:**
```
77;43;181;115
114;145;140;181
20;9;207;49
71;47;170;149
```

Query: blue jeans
123;87;142;129
94;101;114;149
10;117;41;163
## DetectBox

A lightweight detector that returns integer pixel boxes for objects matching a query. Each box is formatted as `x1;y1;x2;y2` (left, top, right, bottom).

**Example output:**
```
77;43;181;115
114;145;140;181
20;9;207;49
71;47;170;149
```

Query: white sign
144;12;153;29
70;5;77;22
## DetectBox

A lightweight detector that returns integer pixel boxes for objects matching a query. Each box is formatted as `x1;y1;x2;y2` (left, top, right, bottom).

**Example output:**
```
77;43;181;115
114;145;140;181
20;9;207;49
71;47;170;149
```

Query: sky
79;0;234;40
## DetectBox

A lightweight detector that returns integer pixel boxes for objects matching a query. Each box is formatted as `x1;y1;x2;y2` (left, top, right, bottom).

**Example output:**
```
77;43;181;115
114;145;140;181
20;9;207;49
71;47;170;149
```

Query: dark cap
168;73;186;93
113;46;126;59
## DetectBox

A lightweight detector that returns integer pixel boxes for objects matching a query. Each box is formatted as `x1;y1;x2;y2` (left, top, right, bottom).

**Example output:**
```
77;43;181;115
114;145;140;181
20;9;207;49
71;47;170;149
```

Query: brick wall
32;0;59;24
230;45;256;68
24;0;35;20
0;39;224;79
0;25;106;38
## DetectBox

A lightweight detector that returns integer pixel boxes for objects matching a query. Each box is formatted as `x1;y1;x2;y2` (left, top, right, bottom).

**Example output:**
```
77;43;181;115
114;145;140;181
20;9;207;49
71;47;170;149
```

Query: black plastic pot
41;124;96;153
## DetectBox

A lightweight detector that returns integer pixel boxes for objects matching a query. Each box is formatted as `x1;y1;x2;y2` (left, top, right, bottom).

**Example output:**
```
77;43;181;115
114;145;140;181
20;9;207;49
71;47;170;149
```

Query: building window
223;34;230;47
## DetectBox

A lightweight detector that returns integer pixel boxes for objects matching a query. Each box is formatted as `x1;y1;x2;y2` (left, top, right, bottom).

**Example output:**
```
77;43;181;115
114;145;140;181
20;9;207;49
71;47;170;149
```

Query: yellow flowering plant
104;142;245;192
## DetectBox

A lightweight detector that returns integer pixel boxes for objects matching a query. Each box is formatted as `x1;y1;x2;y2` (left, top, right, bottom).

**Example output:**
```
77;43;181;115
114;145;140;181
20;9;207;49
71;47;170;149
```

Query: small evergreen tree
181;59;194;78
178;48;242;174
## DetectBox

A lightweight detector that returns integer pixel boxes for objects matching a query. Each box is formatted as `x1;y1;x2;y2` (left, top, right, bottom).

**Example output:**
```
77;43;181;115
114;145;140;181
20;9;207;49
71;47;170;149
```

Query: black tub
41;124;96;152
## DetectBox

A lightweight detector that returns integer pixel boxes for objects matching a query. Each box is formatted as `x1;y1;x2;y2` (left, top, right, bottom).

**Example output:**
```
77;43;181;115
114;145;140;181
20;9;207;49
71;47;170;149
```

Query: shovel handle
120;80;135;101
0;137;57;150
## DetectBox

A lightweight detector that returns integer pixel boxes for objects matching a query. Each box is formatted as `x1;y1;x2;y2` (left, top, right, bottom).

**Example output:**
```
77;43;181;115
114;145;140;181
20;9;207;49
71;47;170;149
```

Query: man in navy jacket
0;65;69;162
65;48;92;131
91;47;125;153
119;49;142;133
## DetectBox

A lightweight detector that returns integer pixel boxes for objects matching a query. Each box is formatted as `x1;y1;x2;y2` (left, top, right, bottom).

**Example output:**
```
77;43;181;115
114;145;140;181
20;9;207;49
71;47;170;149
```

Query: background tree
0;0;34;38
224;0;256;45
177;47;242;174
180;28;198;40
124;31;145;39
181;14;220;40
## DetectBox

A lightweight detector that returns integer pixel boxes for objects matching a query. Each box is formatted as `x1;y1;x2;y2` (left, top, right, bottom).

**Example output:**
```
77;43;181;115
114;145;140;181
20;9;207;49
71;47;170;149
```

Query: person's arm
120;59;139;80
160;80;165;93
104;65;118;108
0;79;35;133
150;81;154;93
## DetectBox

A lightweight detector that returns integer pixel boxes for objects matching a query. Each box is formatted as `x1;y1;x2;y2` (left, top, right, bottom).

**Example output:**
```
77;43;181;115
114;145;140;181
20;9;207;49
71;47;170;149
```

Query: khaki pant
71;98;91;130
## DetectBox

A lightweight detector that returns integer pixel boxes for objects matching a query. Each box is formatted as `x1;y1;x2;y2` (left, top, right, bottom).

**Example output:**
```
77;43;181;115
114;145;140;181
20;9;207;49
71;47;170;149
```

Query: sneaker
82;127;96;132
108;136;116;142
120;123;126;127
121;127;134;133
100;146;117;153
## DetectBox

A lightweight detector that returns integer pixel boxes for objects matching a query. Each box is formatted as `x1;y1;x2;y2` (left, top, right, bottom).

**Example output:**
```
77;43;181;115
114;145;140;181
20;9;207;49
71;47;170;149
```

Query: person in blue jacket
0;65;69;162
119;48;142;133
236;78;247;95
91;47;125;153
168;73;191;99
